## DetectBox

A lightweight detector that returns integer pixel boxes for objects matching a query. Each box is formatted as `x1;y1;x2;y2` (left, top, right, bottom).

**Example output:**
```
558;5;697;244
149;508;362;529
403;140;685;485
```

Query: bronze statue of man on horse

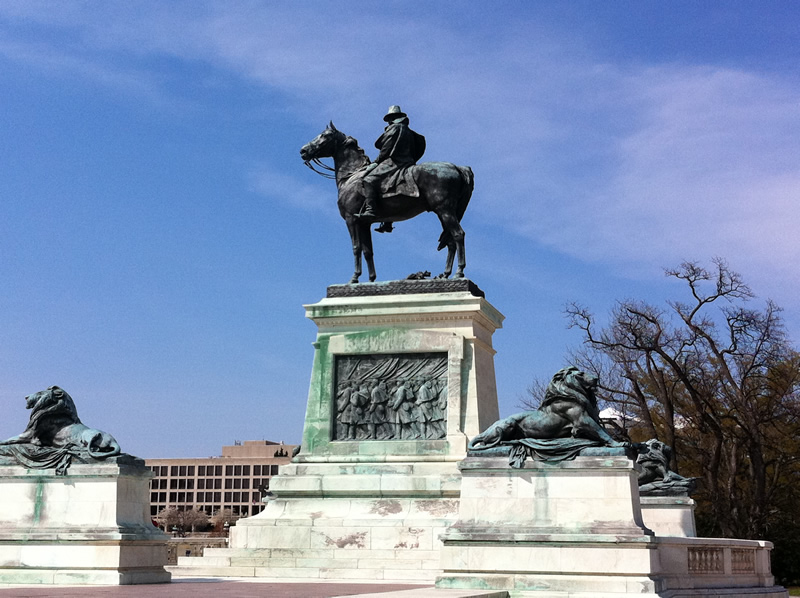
300;106;473;284
360;105;427;233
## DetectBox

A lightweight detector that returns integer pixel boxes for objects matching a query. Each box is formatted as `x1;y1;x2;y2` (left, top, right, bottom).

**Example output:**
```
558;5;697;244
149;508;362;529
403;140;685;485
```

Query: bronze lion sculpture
468;366;621;450
1;386;121;459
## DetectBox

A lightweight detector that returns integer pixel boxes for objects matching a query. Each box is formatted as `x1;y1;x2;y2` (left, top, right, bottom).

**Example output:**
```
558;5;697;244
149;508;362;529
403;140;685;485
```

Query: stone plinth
300;281;503;460
641;496;697;537
0;461;170;585
436;456;785;597
174;283;504;582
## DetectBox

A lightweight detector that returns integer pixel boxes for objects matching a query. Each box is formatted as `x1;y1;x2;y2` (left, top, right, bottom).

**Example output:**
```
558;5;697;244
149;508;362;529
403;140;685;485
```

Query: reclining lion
1;386;121;459
468;366;621;450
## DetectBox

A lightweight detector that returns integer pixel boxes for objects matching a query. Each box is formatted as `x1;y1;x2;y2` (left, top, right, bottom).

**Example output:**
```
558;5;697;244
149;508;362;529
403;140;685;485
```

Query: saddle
380;165;420;198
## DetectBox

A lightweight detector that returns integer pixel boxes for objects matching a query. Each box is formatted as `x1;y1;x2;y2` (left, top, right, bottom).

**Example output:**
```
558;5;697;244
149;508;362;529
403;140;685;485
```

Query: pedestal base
436;456;785;597
0;462;171;585
176;461;461;582
641;496;697;537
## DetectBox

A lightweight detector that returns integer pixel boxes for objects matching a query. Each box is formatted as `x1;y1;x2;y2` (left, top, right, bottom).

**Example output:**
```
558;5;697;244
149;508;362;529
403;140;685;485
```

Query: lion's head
24;386;82;432
543;366;599;408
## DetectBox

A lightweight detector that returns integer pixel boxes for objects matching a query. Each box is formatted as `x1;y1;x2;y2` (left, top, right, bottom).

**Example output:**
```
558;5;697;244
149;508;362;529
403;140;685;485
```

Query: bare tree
564;259;800;541
157;506;209;535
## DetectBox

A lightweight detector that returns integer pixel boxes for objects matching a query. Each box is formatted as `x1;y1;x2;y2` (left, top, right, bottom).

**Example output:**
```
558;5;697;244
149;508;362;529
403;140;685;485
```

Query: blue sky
2;2;799;458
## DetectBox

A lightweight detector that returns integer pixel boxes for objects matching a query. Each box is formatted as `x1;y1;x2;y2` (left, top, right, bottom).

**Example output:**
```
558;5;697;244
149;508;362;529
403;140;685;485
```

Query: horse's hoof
436;273;450;279
454;272;465;279
348;277;359;284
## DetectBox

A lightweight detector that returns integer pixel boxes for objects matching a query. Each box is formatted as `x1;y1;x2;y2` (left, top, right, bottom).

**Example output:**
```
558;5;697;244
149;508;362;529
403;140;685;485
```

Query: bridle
303;129;342;180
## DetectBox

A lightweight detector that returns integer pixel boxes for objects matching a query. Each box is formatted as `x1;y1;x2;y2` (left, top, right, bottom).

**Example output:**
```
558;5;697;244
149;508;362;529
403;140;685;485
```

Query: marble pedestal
641;496;697;537
0;461;171;585
176;281;504;582
437;456;785;597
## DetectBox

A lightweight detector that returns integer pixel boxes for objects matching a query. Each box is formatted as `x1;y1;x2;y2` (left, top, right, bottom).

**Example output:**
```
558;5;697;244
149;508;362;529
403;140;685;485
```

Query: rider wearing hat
359;105;426;232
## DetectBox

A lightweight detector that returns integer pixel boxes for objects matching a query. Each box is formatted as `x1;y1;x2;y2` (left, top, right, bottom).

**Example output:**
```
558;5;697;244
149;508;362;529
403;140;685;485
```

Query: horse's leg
346;218;362;284
437;212;466;279
445;240;457;279
360;222;377;282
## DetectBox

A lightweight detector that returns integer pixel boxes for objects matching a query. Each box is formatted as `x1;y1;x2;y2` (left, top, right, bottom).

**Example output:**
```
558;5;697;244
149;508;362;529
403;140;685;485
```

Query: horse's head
300;122;345;162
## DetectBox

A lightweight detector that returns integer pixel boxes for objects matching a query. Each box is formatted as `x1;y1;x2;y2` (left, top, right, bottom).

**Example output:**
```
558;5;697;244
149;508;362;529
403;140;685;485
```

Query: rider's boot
375;222;393;233
358;183;378;220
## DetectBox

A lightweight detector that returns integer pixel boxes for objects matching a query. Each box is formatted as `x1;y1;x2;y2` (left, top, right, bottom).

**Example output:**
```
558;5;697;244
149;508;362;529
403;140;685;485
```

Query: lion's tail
86;433;122;459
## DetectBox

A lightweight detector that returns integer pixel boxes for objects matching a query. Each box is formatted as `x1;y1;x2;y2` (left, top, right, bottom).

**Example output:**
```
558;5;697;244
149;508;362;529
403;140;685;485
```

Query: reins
304;158;336;179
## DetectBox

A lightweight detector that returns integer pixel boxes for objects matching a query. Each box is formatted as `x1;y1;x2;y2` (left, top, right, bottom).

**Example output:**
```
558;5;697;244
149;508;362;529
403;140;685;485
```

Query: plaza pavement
0;578;508;598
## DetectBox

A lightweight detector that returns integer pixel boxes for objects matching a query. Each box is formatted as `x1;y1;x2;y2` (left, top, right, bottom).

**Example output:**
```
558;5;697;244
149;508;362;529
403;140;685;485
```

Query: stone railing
657;537;775;591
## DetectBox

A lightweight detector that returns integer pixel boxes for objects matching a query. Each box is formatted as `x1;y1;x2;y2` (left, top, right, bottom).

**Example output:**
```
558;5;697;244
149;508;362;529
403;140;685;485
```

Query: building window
159;492;166;502
187;479;194;489
234;465;242;476
151;480;158;489
198;466;206;476
169;492;177;502
198;479;205;490
151;506;159;516
187;466;195;476
186;492;194;502
243;465;250;476
151;492;158;502
225;479;232;489
170;466;178;476
252;492;260;502
179;466;187;477
178;479;186;489
233;479;241;489
224;492;232;502
213;492;221;502
214;465;222;476
178;492;185;503
242;479;250;489
271;465;279;475
160;466;168;476
170;479;178;489
225;465;233;476
233;492;241;502
253;465;261;476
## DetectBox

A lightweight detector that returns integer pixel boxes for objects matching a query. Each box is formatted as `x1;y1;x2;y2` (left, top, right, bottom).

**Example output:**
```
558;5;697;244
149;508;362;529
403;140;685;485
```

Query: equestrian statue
300;106;474;284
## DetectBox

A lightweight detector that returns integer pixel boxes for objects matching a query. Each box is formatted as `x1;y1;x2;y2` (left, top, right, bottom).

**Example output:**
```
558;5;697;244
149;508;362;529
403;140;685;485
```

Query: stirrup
375;222;393;233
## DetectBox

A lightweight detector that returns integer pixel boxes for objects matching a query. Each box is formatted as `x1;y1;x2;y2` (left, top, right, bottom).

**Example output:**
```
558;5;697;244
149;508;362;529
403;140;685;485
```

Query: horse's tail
437;166;474;251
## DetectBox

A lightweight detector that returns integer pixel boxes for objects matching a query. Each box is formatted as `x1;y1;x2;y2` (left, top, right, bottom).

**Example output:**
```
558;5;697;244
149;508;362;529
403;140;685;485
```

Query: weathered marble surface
0;462;170;585
436;456;785;597
299;289;503;461
172;288;504;583
640;495;697;537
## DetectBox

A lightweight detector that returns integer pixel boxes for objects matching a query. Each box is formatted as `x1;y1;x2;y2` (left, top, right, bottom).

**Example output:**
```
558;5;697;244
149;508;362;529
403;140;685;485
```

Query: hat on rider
383;105;407;122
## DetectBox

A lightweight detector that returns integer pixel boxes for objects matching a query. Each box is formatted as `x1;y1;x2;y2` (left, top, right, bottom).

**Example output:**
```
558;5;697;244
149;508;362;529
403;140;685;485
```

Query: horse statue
300;122;474;284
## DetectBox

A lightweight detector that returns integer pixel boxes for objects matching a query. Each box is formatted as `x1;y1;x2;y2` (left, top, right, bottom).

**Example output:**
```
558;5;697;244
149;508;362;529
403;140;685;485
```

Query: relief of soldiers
415;377;440;439
338;381;368;440
367;380;393;440
359;105;427;233
336;381;355;439
432;379;448;438
390;379;421;439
